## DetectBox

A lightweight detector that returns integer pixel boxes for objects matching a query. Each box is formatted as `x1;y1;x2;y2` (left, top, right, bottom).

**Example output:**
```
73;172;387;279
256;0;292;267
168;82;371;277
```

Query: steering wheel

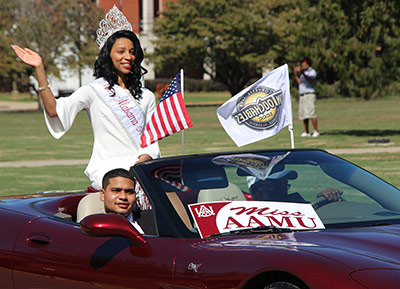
311;195;345;210
311;196;332;209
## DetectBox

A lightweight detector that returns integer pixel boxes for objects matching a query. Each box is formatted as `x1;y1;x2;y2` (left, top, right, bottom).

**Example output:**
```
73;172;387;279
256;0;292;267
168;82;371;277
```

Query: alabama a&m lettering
216;202;324;231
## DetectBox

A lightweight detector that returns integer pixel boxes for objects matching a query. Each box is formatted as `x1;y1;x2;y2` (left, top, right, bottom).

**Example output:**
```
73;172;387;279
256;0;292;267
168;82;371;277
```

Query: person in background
11;5;160;190
248;169;342;207
294;57;319;137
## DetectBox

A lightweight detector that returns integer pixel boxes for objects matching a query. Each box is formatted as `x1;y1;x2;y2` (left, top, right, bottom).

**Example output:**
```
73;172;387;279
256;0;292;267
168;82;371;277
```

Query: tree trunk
12;80;19;100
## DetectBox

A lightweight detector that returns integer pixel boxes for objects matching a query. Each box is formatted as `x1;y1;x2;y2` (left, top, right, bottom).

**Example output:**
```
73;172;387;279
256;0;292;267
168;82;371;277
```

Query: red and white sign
189;201;325;238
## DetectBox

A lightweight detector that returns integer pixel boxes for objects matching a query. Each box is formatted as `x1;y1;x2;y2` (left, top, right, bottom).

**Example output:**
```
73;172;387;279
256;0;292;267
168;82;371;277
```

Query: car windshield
137;150;400;233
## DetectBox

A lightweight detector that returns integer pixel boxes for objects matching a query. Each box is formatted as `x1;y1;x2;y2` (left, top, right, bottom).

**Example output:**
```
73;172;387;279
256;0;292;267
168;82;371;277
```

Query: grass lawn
0;93;399;195
0;165;88;195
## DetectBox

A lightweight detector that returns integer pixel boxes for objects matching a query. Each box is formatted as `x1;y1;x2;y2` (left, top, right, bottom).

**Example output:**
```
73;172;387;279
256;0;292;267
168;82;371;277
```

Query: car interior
29;151;400;238
32;187;158;236
152;152;400;231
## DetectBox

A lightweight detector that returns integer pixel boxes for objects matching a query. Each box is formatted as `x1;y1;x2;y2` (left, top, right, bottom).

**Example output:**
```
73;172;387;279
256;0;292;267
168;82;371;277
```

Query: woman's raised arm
11;45;57;117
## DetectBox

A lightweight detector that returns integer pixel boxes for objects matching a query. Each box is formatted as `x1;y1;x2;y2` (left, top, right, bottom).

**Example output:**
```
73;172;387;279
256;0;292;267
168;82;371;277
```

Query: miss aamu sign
189;201;325;238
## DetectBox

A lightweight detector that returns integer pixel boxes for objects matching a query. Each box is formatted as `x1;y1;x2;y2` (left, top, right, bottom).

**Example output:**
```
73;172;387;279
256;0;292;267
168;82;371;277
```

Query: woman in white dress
11;6;160;190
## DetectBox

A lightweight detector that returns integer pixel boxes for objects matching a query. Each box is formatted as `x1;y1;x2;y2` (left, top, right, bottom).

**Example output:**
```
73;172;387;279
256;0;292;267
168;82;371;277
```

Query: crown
96;5;133;49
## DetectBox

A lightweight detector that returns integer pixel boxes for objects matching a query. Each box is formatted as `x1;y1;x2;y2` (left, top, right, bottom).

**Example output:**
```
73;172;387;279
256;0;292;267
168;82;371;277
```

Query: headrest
182;160;228;190
198;183;246;203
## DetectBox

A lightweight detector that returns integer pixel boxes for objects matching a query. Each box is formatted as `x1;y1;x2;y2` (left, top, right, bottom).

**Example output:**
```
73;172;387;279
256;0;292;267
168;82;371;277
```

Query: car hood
300;225;400;268
200;224;400;270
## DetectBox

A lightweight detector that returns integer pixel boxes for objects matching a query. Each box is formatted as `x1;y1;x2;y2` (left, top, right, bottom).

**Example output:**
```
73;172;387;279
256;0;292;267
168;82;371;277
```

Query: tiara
96;5;133;49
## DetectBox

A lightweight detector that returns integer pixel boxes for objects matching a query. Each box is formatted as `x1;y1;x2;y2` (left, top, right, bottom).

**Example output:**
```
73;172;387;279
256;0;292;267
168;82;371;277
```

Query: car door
0;208;35;289
12;217;177;289
172;238;245;289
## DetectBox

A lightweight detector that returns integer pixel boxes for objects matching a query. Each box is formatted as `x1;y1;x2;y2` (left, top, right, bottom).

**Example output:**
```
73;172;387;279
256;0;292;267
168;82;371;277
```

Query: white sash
89;78;145;150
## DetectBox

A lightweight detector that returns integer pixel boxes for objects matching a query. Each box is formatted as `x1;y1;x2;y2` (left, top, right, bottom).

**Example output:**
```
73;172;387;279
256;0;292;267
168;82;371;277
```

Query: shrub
145;78;227;93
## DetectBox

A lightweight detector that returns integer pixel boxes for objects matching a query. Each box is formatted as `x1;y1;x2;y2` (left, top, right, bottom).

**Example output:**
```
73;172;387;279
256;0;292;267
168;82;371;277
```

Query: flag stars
161;79;180;101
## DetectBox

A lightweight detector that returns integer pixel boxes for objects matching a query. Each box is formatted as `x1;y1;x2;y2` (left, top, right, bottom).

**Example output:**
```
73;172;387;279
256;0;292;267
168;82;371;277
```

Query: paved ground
0;159;88;168
0;100;221;112
1;100;399;168
0;100;39;112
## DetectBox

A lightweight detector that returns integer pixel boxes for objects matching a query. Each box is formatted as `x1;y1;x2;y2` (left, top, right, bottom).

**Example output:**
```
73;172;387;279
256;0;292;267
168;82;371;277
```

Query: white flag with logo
216;64;293;147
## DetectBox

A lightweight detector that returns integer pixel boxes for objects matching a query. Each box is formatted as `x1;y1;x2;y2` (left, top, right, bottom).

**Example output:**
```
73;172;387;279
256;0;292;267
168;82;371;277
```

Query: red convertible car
1;149;400;288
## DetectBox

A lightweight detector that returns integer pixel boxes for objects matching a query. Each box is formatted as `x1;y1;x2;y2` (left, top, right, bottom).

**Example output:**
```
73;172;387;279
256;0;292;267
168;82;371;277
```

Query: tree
60;0;103;87
0;0;30;93
9;0;70;78
150;0;282;96
276;0;400;99
0;0;103;92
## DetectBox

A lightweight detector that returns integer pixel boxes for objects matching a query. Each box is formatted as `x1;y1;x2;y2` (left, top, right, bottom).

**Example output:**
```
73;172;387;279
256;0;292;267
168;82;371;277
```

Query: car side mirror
80;213;147;245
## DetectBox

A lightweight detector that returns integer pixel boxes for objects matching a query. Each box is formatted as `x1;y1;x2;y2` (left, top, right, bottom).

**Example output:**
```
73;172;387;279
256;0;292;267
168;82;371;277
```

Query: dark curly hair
300;57;312;66
94;30;147;99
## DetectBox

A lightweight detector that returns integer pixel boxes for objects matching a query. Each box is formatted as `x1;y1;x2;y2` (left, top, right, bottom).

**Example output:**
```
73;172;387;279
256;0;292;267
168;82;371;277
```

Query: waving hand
11;45;43;68
10;44;57;116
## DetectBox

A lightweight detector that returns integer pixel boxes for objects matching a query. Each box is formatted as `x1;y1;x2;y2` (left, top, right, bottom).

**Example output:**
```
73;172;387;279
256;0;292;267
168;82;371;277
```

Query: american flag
152;164;191;192
141;72;193;148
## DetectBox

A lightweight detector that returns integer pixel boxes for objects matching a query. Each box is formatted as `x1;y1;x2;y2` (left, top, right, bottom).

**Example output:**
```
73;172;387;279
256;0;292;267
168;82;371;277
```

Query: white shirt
126;212;145;234
299;67;317;95
44;83;160;190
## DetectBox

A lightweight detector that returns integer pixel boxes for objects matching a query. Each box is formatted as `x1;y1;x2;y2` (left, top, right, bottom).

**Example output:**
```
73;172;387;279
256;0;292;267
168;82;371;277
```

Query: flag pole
180;69;185;155
288;124;295;149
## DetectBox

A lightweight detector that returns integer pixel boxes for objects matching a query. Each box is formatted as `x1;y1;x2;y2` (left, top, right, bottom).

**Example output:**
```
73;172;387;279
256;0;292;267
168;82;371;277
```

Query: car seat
76;192;105;223
197;183;246;203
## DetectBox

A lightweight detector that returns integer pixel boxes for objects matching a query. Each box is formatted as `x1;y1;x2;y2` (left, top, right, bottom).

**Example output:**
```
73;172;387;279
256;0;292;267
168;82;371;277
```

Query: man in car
100;168;144;233
248;169;342;205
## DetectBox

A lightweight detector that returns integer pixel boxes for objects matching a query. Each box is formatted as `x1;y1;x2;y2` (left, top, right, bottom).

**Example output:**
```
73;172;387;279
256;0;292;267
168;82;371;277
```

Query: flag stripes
141;73;193;148
152;164;191;192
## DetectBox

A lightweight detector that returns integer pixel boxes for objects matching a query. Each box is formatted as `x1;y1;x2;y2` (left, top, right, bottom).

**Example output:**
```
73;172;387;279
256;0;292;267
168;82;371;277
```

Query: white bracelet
38;84;50;91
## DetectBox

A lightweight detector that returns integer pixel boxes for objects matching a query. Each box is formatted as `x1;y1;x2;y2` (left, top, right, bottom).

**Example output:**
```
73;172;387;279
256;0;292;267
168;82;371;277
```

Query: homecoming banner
211;152;290;181
189;201;324;238
217;64;293;147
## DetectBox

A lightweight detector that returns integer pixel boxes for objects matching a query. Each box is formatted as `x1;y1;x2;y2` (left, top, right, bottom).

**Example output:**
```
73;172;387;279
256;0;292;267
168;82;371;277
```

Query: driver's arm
317;188;343;202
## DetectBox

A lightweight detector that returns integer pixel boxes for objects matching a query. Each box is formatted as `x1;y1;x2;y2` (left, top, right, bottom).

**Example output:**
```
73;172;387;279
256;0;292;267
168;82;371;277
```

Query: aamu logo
195;205;215;218
233;86;283;130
